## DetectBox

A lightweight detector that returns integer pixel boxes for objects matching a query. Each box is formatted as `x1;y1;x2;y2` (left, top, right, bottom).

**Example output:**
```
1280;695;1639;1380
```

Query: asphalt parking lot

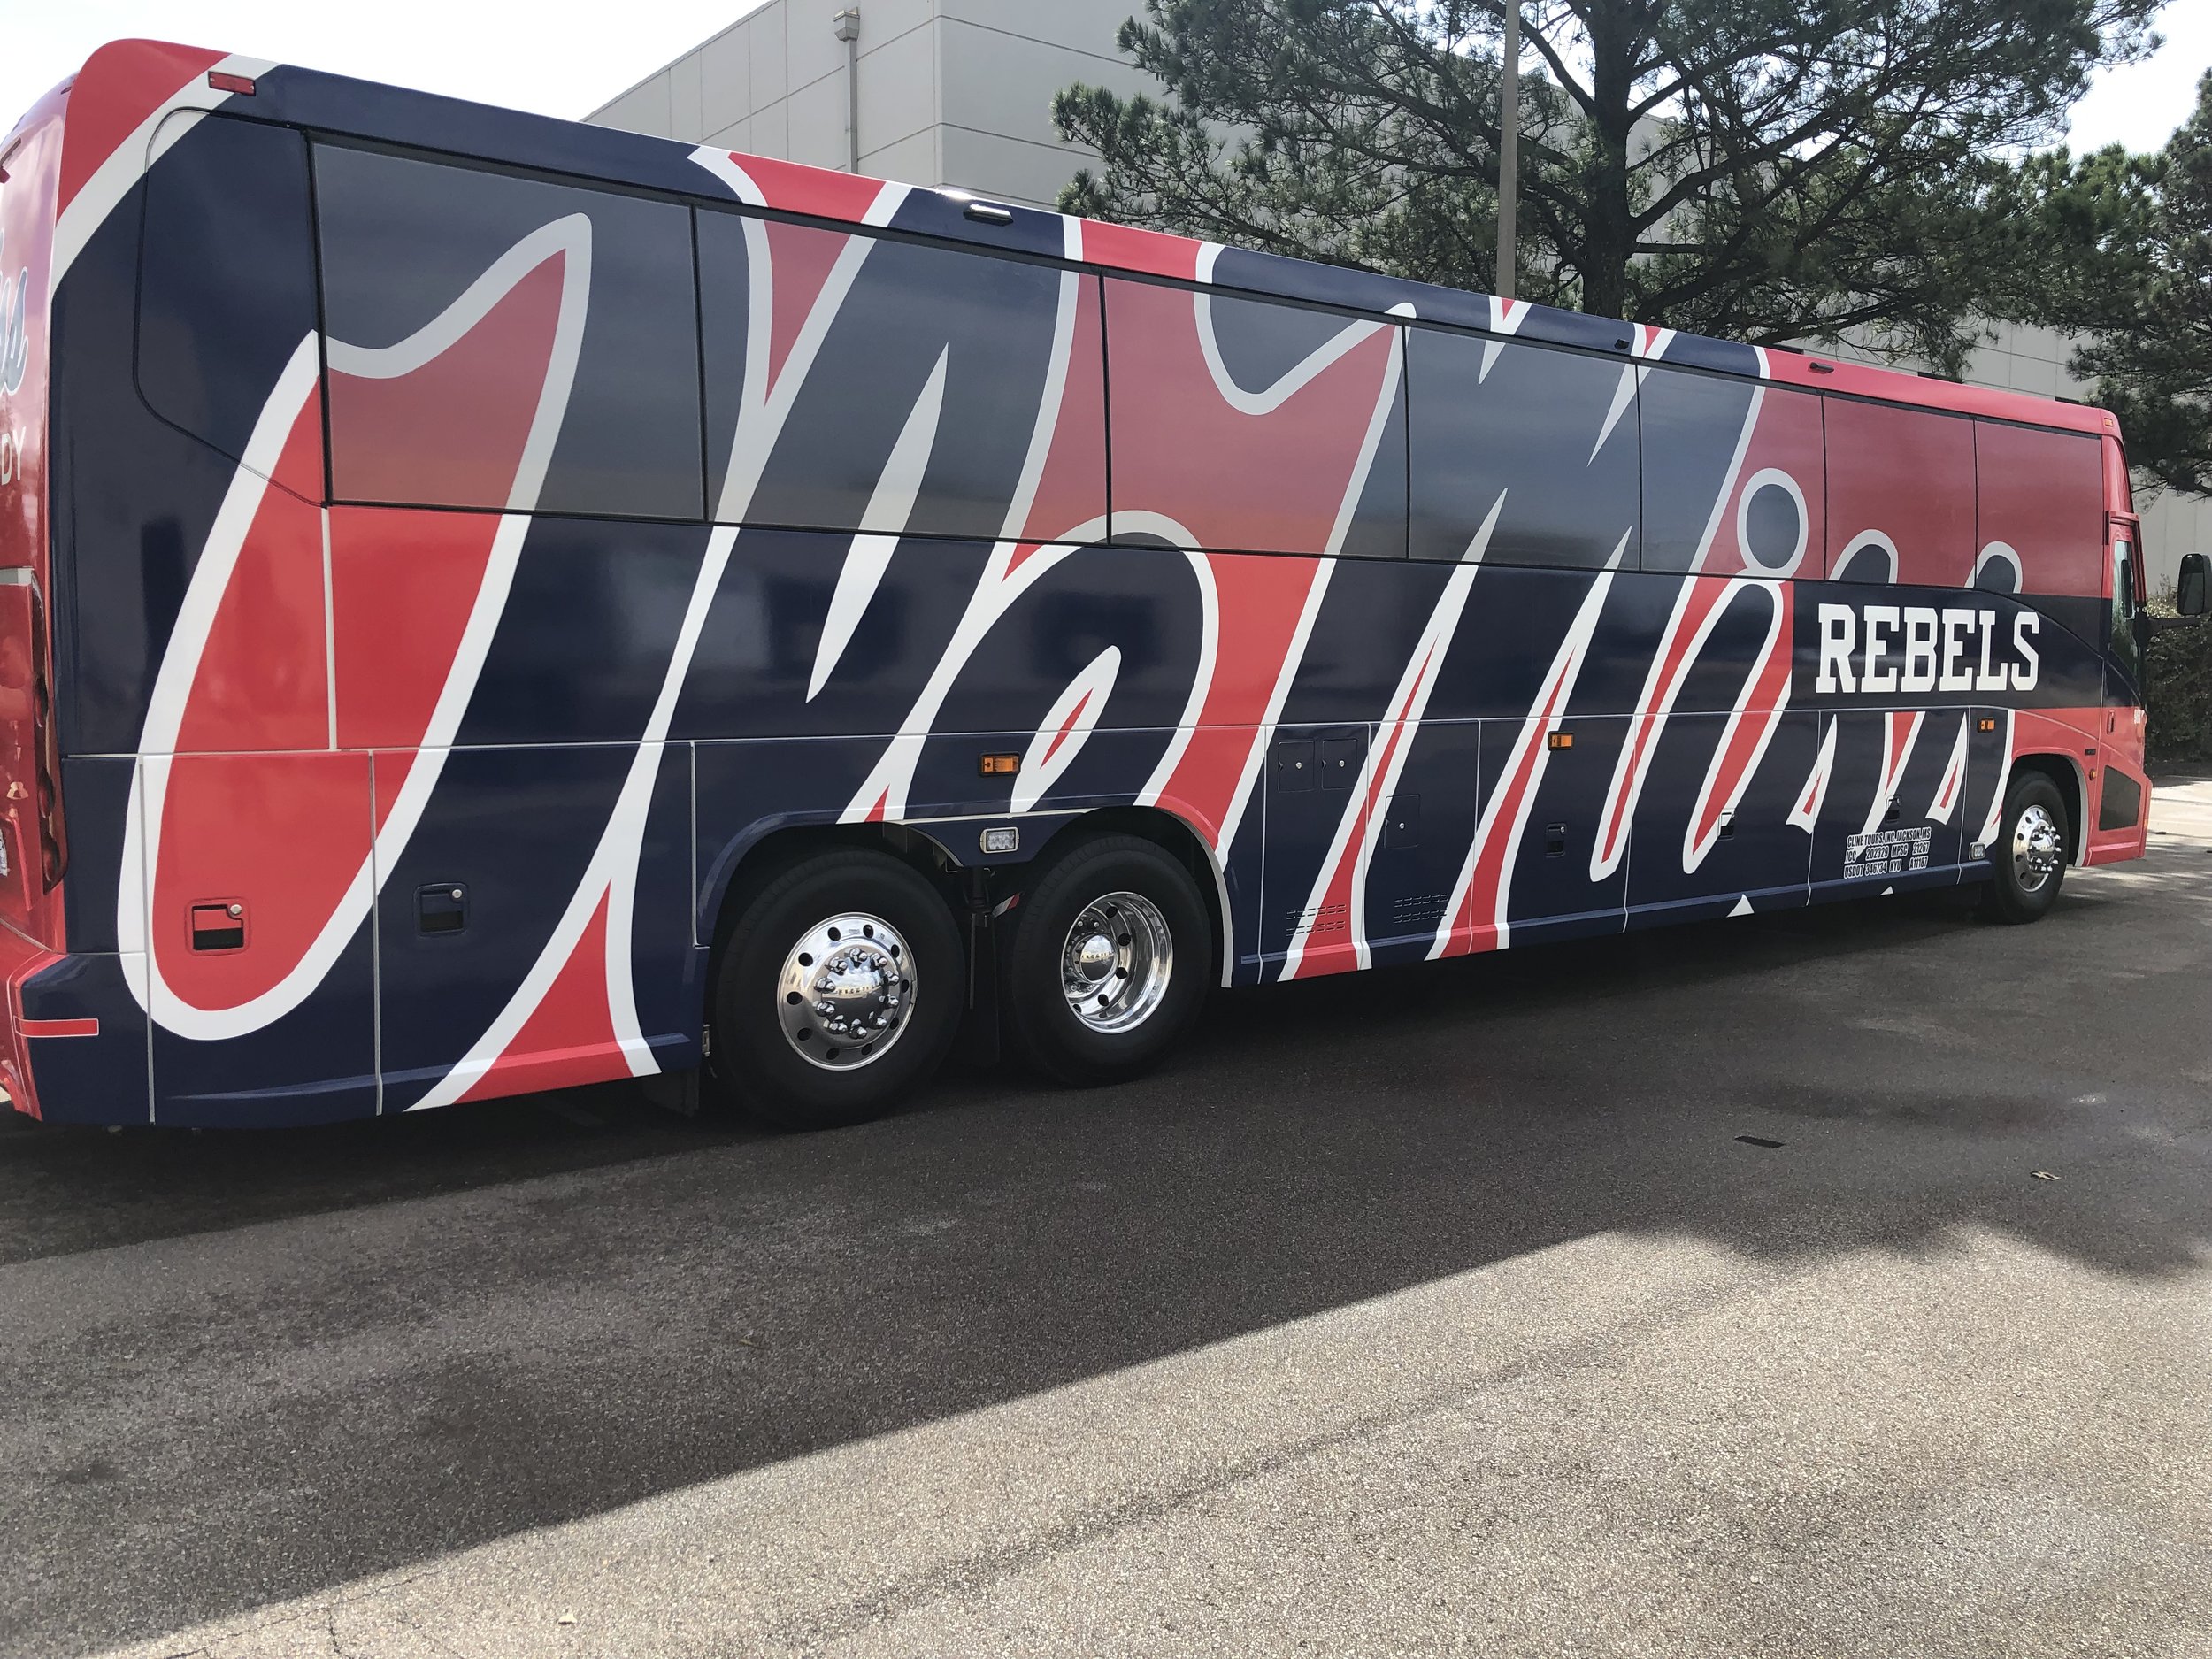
5;785;2210;1659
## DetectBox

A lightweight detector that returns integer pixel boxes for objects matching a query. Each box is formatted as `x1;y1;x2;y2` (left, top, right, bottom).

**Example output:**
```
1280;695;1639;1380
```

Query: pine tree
1052;0;2162;373
2055;73;2212;495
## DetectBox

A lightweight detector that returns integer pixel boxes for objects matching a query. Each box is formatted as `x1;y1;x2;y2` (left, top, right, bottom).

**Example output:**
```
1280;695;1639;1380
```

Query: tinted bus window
1639;370;1824;575
697;211;1102;538
2108;530;2145;697
1824;397;1973;586
1974;420;2102;596
138;116;318;467
1408;330;1639;567
314;143;702;519
1105;279;1405;558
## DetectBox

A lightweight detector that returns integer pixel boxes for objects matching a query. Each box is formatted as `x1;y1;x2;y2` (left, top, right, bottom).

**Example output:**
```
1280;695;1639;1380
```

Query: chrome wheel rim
2013;803;2063;893
1061;891;1173;1034
776;912;914;1070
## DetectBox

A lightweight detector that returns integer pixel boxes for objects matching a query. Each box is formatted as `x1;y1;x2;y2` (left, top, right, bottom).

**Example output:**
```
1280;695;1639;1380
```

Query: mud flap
952;871;1016;1071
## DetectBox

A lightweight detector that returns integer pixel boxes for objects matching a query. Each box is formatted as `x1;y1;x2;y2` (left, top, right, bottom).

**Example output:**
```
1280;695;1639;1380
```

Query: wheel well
703;822;956;952
2010;753;2085;863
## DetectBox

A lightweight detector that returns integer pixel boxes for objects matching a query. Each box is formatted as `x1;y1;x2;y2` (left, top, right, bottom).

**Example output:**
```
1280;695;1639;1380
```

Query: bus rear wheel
711;849;963;1130
1005;833;1210;1087
1979;772;2070;925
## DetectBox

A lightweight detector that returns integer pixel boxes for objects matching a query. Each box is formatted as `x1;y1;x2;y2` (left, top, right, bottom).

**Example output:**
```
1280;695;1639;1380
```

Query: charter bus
0;40;2170;1130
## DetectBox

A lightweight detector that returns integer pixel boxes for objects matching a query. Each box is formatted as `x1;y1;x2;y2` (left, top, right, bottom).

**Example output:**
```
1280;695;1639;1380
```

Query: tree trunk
1579;2;1638;321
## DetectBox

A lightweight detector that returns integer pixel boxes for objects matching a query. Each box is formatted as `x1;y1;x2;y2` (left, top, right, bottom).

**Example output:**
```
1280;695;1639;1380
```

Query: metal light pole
833;8;861;173
1495;2;1519;301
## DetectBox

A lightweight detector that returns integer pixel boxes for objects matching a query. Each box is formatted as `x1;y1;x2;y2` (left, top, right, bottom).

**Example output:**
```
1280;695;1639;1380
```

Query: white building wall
584;0;1143;207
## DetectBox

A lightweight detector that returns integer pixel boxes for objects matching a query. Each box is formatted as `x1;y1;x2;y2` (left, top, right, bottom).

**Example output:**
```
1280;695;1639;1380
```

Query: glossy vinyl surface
3;38;2149;1124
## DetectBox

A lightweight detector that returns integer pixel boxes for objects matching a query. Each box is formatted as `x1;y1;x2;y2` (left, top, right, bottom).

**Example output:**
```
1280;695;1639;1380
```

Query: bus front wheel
1005;833;1210;1087
1979;772;2070;925
711;849;964;1130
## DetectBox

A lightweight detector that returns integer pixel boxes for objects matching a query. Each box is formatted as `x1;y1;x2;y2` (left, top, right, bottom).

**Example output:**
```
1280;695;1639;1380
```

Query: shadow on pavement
4;864;2208;1655
0;1077;755;1269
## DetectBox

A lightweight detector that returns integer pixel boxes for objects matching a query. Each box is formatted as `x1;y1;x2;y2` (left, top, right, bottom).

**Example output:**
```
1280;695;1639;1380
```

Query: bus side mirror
2180;553;2210;617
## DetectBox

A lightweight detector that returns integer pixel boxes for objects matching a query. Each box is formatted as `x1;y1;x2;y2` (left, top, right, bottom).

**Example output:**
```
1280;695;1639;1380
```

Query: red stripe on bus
21;1018;97;1039
57;42;226;216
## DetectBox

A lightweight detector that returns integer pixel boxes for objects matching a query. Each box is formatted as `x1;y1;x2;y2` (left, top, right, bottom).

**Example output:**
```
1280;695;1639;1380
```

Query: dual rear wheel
712;834;1208;1130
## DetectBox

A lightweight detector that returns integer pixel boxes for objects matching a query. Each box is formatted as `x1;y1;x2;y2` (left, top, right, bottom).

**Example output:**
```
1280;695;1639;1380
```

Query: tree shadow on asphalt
4;863;2208;1655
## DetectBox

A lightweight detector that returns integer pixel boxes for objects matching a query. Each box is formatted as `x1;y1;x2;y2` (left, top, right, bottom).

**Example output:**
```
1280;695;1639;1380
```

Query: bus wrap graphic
0;38;2147;1126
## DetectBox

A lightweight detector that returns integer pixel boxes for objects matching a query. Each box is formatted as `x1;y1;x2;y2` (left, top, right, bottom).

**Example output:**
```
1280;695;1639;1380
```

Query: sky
3;0;2207;153
0;0;764;132
2064;0;2211;152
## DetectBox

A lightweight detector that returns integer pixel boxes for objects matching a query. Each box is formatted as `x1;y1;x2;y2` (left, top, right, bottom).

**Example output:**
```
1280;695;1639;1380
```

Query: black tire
1978;772;2070;925
1005;833;1210;1087
710;849;963;1130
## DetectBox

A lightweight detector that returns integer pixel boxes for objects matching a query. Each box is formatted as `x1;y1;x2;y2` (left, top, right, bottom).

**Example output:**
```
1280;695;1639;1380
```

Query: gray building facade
585;0;1147;210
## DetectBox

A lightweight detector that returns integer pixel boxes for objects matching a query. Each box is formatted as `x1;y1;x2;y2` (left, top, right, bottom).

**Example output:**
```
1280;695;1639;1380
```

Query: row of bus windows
136;122;2109;595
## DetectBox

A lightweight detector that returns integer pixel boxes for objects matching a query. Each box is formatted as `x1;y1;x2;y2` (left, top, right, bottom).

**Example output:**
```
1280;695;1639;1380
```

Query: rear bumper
0;923;60;1118
0;931;150;1125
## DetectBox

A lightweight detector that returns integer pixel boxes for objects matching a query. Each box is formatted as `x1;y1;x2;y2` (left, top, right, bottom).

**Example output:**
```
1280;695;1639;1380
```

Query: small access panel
1261;723;1368;965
